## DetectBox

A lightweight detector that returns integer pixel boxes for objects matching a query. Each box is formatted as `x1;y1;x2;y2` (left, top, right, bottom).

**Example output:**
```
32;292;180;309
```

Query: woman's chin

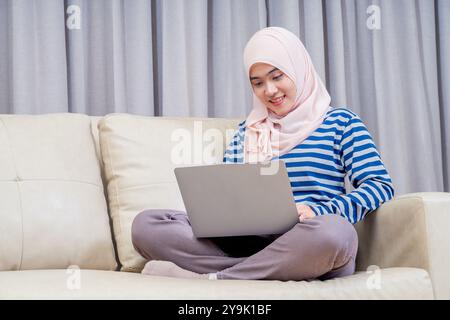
268;106;290;117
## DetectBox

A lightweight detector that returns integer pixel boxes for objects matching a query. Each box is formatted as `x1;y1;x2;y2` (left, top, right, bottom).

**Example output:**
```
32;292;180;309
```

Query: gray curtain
0;0;449;195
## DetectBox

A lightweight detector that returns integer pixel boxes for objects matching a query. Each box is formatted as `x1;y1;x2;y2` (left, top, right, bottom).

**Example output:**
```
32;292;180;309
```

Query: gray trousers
131;209;358;281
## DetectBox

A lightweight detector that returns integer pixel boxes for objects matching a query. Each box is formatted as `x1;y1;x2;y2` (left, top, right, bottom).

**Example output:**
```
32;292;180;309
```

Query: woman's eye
253;82;263;87
274;74;284;80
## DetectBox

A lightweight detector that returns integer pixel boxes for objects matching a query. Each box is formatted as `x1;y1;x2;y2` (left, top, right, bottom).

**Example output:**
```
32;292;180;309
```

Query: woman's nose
264;81;278;96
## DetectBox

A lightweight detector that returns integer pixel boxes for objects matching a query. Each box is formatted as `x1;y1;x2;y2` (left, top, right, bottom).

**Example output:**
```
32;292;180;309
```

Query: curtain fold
0;0;449;194
437;0;450;191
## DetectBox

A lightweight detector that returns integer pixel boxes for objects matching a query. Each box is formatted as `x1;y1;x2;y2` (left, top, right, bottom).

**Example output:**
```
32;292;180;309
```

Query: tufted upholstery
0;114;116;271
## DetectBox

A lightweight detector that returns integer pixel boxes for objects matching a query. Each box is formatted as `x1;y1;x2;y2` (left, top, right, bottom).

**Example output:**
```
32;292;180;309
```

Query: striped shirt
223;107;395;224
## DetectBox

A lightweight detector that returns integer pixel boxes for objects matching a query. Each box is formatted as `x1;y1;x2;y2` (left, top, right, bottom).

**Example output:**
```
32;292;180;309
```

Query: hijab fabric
243;27;332;163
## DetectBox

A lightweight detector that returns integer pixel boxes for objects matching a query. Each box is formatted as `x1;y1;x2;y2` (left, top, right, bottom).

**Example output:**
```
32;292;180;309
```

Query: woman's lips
270;95;285;106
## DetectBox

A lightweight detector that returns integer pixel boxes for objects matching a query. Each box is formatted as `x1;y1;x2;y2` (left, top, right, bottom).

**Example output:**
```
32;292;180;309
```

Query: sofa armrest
354;192;450;299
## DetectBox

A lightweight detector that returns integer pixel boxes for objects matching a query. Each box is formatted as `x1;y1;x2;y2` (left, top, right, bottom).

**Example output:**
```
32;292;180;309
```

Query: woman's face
249;63;297;117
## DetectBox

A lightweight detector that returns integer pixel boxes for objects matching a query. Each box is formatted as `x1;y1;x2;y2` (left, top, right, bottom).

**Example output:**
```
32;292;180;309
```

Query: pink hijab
243;27;332;163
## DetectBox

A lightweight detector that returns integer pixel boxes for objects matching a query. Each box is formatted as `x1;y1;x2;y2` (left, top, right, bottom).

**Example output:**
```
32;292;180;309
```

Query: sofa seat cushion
0;267;433;299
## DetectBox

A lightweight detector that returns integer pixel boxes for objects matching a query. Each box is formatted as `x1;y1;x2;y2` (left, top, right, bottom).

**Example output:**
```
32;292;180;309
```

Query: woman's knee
131;209;168;249
315;214;358;257
288;214;358;257
131;209;187;246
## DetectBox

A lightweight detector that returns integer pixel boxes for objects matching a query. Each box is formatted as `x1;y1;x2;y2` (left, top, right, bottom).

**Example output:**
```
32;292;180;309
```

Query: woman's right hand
296;203;316;222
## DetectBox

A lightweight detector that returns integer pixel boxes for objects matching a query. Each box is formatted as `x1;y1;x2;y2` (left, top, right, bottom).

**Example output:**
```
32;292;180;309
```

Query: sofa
0;112;449;300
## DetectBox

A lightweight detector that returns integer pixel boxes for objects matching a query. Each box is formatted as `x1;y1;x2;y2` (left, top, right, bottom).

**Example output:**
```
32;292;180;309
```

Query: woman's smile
269;95;286;106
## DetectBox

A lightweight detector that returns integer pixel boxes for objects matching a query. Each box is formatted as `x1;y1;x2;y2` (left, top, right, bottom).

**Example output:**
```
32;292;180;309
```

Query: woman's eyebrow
249;68;279;80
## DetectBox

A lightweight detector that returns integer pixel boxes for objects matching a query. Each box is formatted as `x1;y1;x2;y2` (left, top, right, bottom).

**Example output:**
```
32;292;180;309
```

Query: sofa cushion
0;267;433;299
0;114;117;271
98;114;241;272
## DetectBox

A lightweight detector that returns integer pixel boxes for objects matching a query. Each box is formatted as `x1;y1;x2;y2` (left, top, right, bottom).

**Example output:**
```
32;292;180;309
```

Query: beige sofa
0;112;449;300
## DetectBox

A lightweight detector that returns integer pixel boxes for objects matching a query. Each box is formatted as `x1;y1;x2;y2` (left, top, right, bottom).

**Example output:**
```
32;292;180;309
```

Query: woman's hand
296;203;316;222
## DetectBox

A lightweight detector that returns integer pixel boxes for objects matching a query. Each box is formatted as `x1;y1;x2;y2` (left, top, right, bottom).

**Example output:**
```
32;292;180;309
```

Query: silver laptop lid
174;160;298;237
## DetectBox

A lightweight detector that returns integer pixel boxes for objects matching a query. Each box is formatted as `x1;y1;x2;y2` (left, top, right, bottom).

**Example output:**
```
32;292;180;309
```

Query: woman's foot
141;260;217;280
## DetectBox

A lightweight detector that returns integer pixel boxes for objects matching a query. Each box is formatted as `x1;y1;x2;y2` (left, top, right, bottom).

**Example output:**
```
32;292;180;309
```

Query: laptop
174;160;299;238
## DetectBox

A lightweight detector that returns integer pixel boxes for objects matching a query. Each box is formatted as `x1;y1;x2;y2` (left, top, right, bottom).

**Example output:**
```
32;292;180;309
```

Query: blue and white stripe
223;107;395;224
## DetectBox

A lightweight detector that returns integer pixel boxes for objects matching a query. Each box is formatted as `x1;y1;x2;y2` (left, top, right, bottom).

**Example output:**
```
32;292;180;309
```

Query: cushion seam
0;178;103;188
103;130;123;258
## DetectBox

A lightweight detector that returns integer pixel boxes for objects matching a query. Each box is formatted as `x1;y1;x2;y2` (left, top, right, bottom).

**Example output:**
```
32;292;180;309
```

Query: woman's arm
223;121;246;164
310;114;395;224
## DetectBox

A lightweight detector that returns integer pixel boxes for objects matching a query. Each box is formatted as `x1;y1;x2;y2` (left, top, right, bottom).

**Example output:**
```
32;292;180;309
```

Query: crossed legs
131;209;358;281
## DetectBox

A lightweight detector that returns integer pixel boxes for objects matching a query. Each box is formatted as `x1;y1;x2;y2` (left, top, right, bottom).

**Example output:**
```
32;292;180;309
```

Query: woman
131;27;394;281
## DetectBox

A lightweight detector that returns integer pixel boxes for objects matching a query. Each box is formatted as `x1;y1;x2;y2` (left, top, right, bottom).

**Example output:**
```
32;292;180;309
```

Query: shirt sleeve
310;115;395;224
223;121;246;164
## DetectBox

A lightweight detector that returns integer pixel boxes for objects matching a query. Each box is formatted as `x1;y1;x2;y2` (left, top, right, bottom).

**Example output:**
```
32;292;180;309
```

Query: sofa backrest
0;113;117;271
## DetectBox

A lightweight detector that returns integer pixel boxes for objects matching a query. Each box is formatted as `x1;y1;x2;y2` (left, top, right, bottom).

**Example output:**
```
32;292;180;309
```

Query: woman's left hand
296;204;316;222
